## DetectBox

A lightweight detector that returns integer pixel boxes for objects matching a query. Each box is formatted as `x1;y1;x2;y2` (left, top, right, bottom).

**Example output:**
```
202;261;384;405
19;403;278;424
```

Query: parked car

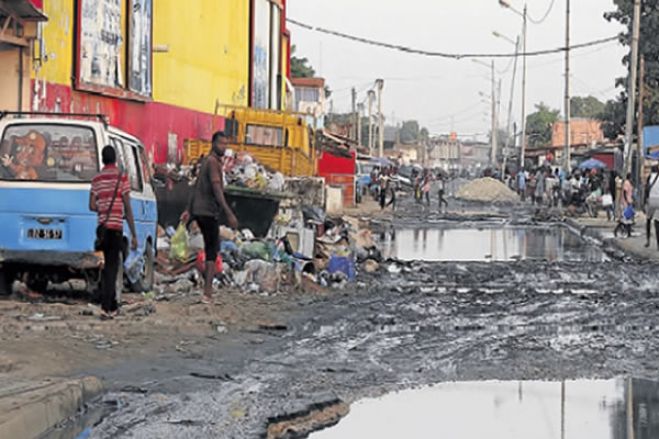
0;112;158;300
397;164;422;188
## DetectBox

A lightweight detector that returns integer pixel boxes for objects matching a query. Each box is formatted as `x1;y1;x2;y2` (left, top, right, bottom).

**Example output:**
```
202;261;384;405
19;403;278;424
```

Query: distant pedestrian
181;131;239;304
89;145;138;319
645;165;659;249
517;169;527;202
438;177;448;211
534;168;545;205
421;170;431;206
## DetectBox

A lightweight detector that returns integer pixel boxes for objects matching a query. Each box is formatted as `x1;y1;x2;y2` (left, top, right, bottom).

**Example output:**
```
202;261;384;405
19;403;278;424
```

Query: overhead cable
287;18;618;60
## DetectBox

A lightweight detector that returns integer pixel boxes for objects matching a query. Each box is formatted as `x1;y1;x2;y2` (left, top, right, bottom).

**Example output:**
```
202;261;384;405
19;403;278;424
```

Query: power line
287;18;618;59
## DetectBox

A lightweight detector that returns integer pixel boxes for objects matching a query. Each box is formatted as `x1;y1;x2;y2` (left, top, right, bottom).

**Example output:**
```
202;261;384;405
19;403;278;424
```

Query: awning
0;0;47;47
0;0;47;21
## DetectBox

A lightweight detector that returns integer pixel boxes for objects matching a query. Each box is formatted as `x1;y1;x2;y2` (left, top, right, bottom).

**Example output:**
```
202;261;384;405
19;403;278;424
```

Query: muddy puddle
312;378;657;438
383;225;604;262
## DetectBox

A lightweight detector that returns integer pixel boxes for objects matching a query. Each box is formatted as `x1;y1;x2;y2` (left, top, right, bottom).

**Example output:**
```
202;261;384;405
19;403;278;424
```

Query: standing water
383;226;604;262
312;378;655;438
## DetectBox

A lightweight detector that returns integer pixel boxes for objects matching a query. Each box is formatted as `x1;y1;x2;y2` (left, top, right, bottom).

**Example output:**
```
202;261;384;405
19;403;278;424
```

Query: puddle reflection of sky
313;378;654;439
385;227;603;262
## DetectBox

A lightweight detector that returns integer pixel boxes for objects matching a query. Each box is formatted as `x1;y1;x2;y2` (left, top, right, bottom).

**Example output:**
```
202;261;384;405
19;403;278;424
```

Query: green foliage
290;45;315;78
526;103;560;148
399;120;420;143
570;96;606;118
603;1;659;139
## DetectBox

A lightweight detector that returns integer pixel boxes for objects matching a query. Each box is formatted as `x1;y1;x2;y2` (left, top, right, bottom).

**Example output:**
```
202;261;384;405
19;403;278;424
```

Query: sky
287;0;628;141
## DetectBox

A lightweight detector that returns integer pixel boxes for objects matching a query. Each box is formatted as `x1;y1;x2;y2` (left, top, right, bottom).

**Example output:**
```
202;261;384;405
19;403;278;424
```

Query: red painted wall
35;82;225;164
592;153;614;170
317;150;356;177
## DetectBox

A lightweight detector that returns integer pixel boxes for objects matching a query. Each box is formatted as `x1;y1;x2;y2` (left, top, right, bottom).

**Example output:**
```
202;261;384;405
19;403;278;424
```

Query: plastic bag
623;205;635;221
169;223;190;262
602;194;613;207
124;249;145;284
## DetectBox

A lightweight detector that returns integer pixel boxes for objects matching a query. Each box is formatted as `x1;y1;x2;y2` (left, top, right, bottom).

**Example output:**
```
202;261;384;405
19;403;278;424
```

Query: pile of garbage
456;177;519;203
153;210;384;296
223;150;285;192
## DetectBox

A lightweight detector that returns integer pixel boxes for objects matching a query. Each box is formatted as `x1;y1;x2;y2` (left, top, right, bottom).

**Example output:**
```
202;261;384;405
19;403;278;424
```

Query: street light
492;31;516;46
500;0;528;170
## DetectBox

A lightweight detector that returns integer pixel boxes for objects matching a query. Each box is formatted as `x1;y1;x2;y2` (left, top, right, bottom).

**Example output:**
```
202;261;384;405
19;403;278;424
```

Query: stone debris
456;177;519;203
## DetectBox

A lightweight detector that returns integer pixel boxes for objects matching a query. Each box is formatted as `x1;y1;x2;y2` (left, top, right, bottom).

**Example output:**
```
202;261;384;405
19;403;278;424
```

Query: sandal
200;295;213;305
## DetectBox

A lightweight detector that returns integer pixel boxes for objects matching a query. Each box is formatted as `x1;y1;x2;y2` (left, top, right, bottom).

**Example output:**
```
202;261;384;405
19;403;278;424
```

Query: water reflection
383;227;603;262
311;378;659;439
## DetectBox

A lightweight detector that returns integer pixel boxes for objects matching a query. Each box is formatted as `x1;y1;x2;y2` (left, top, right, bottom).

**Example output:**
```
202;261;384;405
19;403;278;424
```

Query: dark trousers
438;190;448;208
101;229;123;313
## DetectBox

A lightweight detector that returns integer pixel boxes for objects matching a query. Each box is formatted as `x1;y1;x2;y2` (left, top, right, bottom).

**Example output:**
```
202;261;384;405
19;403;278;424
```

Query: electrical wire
287;18;618;60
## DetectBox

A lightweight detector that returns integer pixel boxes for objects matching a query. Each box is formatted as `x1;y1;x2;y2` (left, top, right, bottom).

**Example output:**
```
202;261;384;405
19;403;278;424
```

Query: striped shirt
91;164;130;231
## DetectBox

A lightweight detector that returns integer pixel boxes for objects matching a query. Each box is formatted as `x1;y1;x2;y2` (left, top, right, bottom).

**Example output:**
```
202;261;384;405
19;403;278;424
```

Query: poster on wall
79;0;125;88
252;0;271;109
128;0;152;96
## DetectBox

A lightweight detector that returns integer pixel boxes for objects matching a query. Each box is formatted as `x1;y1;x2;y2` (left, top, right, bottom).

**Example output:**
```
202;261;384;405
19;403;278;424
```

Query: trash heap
223;151;285;192
153;211;384;296
455;177;518;203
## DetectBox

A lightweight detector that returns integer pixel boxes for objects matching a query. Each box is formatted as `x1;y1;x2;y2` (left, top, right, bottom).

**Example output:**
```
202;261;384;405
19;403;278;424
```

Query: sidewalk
0;375;103;438
567;211;659;261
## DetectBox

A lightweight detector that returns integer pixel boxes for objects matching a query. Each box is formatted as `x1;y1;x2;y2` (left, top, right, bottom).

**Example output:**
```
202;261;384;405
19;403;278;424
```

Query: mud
25;197;659;438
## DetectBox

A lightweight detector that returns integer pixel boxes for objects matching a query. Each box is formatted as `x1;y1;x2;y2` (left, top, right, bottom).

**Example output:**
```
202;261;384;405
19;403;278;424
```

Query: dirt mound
456;177;518;203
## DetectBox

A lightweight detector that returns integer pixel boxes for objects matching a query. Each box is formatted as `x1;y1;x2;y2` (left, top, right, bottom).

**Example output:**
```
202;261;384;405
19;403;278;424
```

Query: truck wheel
25;274;48;294
130;244;155;293
0;268;14;296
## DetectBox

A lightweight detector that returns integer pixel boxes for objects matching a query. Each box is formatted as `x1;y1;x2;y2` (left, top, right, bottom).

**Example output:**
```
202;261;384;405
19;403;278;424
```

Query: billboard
128;0;152;96
78;0;125;89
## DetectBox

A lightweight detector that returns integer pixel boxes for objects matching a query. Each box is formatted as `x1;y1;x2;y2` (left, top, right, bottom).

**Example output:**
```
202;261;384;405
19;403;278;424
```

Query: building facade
2;0;291;163
552;119;604;149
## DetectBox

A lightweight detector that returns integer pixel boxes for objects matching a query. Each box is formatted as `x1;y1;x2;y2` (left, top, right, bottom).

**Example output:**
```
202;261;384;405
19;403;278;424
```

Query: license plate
27;228;63;240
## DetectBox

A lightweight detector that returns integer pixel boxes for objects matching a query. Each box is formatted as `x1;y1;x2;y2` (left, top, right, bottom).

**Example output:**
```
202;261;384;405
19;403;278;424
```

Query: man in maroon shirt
181;131;238;304
90;146;138;317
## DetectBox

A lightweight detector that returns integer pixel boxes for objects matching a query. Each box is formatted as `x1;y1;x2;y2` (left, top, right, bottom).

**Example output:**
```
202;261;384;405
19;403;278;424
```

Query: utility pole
503;36;520;177
564;0;571;171
351;87;357;142
490;60;498;166
520;4;528;170
376;79;385;158
357;103;364;148
368;90;375;156
623;0;642;178
637;56;646;200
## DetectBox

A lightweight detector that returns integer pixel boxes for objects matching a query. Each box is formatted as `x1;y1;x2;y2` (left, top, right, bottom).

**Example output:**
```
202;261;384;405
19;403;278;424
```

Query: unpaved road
72;200;659;438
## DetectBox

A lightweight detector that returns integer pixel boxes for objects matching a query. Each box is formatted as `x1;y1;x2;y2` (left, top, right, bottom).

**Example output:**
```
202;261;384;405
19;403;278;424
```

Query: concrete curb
0;376;103;439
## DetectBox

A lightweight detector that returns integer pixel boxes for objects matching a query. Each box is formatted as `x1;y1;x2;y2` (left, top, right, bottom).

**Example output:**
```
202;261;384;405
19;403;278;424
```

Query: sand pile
456;177;518;203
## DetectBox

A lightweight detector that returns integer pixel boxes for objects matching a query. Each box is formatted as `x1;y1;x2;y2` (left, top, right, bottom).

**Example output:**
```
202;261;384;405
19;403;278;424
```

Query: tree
571;96;606;118
290;45;315;78
599;96;627;140
399;120;420;143
603;1;659;140
526;103;560;148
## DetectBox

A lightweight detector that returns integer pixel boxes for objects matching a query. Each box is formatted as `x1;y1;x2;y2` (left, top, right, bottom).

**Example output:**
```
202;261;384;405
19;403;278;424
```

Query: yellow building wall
153;0;250;110
35;0;250;112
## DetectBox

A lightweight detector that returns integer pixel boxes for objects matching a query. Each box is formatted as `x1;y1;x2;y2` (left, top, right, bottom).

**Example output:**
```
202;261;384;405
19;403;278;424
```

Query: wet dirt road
85;201;659;438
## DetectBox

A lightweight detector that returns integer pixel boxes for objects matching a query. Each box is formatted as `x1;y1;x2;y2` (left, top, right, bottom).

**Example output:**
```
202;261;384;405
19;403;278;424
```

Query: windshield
357;162;375;175
0;124;99;182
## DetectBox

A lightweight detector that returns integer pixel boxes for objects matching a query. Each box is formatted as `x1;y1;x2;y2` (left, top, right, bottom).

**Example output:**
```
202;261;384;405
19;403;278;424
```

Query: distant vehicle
397;164;422;187
356;159;377;192
184;105;317;177
0;112;158;299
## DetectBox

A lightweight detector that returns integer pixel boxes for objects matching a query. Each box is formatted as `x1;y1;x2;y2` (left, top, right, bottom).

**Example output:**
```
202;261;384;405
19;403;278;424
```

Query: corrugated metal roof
0;0;47;21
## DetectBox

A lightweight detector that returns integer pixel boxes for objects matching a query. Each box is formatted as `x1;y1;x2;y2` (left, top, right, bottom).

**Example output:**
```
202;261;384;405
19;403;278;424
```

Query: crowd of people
507;166;621;219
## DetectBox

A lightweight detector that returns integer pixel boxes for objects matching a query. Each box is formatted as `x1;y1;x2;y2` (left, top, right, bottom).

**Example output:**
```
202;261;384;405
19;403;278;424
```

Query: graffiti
79;0;124;88
128;0;152;96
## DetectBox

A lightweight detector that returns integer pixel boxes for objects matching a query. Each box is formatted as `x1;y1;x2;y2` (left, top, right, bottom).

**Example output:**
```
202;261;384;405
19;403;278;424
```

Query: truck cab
0;112;157;298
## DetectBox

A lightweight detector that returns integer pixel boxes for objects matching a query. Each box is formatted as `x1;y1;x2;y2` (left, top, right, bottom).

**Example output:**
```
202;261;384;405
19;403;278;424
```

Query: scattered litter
189;372;234;381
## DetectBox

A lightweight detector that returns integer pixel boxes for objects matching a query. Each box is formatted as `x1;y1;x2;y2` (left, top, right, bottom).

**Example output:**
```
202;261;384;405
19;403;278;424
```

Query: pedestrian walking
181;131;239;304
421;170;431;206
517;169;526;202
644;165;659;249
438;177;448;211
89;145;138;318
